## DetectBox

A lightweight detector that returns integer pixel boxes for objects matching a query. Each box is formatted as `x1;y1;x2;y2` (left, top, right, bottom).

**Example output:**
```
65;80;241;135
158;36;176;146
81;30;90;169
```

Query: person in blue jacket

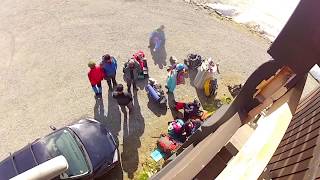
101;54;118;90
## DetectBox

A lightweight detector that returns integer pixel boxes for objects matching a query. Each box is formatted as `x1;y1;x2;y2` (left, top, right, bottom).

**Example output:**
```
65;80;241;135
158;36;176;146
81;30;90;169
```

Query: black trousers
127;79;137;92
105;74;117;89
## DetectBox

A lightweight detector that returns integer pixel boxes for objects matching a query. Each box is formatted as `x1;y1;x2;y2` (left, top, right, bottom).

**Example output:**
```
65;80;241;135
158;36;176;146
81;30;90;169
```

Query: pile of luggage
193;57;220;97
228;84;242;98
156;99;213;157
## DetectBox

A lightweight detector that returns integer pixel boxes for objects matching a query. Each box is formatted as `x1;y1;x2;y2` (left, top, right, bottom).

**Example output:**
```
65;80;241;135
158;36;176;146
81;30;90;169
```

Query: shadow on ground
188;69;198;87
95;90;145;179
93;92;123;179
187;69;222;112
195;88;222;112
147;98;168;117
167;92;183;119
94;92;122;145
136;77;149;91
121;90;145;179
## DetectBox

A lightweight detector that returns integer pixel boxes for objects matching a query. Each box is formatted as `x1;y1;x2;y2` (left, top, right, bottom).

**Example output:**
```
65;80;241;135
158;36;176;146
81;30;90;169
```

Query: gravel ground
0;0;275;179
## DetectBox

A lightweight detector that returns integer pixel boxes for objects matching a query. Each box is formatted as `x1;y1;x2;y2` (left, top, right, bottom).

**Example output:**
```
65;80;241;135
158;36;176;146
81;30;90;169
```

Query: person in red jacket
88;61;104;98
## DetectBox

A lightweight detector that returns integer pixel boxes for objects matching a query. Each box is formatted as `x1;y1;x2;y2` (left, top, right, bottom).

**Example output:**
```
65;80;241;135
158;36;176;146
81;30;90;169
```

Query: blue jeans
92;83;102;95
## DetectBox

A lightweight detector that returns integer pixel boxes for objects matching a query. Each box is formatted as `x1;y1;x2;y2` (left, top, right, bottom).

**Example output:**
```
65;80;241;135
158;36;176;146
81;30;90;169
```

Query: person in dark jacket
87;61;104;98
101;54;118;90
123;59;141;92
112;84;133;113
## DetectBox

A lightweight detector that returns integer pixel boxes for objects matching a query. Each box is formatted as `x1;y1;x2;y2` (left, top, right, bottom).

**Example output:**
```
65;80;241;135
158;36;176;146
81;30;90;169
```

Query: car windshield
40;129;89;178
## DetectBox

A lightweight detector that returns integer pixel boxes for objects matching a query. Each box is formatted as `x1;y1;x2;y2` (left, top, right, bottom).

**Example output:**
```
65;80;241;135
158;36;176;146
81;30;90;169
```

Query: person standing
87;61;104;98
112;84;133;113
149;25;165;52
165;68;177;93
101;54;118;90
123;59;141;92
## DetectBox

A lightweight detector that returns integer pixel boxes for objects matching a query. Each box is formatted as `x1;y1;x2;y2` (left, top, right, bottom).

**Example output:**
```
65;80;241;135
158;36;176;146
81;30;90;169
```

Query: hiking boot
95;94;102;99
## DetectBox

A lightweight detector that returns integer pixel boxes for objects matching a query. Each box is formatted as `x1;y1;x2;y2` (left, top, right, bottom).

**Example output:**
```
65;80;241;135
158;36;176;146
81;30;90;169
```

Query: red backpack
157;135;178;154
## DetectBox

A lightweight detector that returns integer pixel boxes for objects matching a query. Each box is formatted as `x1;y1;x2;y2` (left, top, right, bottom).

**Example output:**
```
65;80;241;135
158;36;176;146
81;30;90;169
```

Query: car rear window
40;129;90;178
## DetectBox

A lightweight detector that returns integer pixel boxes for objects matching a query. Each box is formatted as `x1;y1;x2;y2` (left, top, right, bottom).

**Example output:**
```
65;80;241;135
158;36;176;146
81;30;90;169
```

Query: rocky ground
1;0;312;179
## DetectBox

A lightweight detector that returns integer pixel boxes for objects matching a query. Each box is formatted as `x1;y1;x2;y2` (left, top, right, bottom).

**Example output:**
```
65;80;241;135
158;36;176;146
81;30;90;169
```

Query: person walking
101;54;118;90
149;25;165;52
87;61;104;98
123;59;141;92
112;84;133;113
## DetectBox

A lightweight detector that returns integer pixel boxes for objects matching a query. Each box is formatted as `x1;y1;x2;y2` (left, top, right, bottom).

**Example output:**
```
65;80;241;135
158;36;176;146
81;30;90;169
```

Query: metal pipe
10;155;68;180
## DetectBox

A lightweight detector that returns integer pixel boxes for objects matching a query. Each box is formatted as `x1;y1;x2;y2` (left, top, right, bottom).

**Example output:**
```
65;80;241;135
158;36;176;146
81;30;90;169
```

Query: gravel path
0;0;271;179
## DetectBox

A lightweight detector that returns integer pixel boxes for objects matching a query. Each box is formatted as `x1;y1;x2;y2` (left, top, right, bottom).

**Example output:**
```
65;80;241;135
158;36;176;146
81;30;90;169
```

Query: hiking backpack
184;54;203;69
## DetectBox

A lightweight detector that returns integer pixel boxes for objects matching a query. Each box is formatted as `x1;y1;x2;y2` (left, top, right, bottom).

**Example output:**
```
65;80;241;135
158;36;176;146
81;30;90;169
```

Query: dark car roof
0;131;65;179
68;121;116;171
0;144;42;179
0;119;116;179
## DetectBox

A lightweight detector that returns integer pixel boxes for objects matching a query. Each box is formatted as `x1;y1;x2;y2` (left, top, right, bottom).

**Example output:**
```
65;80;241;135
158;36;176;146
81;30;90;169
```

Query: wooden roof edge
216;74;306;180
303;114;320;179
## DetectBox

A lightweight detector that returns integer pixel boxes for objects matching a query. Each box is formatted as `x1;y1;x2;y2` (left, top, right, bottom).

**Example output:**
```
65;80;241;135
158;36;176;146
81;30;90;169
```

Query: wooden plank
217;74;306;180
228;124;255;150
216;103;293;180
217;147;234;163
225;142;239;156
194;155;227;180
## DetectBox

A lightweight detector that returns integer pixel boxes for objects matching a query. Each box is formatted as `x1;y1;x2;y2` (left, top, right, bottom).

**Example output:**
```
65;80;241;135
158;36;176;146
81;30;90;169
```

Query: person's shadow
149;25;167;69
188;69;198;87
121;91;145;179
167;92;183;119
94;92;123;179
94;97;105;123
95;92;122;145
147;98;168;117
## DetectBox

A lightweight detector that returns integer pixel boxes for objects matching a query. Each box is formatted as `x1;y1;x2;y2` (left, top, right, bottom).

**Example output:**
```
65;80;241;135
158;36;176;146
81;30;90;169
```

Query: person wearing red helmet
133;50;145;70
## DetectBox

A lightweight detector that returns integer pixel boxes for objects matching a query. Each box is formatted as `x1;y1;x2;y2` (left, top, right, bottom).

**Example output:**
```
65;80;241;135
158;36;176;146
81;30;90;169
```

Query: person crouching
112;84;133;113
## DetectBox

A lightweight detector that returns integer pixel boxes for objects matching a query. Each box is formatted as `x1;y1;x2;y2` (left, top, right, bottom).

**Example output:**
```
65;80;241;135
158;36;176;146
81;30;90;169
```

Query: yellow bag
204;78;212;97
203;77;218;97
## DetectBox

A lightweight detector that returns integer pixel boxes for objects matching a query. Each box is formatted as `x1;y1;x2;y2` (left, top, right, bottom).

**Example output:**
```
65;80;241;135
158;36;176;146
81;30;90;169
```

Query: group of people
87;54;118;97
87;51;148;113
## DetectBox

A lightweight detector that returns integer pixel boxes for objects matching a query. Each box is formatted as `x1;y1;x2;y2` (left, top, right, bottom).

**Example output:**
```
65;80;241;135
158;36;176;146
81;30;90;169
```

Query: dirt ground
0;0;287;179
